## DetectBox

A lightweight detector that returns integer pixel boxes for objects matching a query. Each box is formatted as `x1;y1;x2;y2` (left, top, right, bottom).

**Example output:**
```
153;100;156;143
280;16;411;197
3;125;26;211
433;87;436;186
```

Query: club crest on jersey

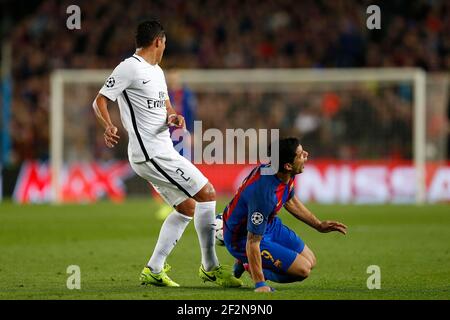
105;77;115;88
251;212;264;225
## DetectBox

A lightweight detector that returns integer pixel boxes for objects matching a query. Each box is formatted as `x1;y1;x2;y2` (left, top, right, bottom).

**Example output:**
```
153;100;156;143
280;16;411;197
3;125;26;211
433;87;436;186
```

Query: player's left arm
284;195;347;235
165;99;185;128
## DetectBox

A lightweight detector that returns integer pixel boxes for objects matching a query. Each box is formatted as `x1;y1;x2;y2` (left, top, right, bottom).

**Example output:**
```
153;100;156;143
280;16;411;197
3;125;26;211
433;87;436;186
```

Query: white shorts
130;149;208;207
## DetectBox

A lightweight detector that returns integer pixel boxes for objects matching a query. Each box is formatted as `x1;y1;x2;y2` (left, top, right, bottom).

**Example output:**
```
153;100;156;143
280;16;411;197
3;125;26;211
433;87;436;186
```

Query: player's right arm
92;61;133;148
246;189;274;292
92;94;120;148
246;232;272;292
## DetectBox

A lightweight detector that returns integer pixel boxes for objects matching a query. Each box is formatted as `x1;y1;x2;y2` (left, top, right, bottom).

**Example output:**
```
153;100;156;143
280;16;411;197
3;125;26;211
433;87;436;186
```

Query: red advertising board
12;161;450;204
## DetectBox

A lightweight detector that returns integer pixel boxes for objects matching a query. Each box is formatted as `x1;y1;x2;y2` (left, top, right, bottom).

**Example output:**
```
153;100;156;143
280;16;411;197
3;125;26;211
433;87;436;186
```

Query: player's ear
155;36;164;48
284;163;293;172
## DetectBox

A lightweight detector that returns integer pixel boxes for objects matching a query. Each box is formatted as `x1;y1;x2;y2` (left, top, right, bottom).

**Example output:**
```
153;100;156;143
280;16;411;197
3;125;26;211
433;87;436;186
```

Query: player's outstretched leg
198;264;242;288
193;183;242;288
143;200;195;287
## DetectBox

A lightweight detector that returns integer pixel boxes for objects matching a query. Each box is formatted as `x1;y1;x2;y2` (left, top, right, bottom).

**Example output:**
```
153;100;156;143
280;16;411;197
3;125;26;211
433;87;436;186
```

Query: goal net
47;68;448;204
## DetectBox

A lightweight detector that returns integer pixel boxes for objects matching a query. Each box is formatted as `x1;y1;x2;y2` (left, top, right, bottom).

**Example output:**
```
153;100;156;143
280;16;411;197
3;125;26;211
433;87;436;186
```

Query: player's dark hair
135;20;165;48
269;137;300;173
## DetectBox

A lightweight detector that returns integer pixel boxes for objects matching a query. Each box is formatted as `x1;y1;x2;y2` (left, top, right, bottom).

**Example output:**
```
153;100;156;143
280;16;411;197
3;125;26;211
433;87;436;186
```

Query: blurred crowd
4;0;450;165
196;85;414;160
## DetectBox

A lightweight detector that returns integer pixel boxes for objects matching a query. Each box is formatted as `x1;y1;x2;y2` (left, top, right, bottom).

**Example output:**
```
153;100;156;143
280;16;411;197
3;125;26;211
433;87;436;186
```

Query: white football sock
147;210;192;273
194;201;219;271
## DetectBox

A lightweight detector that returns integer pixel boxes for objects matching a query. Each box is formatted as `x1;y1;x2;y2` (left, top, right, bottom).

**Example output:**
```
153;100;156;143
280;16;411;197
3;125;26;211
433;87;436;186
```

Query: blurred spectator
167;70;197;133
167;70;197;158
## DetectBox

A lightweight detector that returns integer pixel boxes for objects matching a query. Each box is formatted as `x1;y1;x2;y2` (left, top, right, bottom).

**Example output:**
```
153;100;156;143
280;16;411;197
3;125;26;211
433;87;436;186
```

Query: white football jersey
99;54;172;162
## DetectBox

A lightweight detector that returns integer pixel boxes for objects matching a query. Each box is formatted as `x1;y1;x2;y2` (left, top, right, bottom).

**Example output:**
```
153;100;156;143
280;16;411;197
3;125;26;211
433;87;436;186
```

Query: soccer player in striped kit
222;138;347;292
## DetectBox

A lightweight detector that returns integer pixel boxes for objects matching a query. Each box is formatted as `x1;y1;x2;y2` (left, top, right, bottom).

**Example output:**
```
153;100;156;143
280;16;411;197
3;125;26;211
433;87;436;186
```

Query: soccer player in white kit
92;20;242;288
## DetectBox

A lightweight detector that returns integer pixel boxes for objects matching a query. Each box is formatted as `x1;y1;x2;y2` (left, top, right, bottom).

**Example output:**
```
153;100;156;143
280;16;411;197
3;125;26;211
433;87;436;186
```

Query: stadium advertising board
12;161;450;204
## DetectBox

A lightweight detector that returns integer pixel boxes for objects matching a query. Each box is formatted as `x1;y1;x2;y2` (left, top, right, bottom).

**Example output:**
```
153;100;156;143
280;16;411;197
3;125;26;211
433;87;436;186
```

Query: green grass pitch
0;199;449;300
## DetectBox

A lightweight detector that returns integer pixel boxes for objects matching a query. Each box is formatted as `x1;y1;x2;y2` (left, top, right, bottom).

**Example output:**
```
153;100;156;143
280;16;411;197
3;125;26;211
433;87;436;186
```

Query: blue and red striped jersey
222;164;295;244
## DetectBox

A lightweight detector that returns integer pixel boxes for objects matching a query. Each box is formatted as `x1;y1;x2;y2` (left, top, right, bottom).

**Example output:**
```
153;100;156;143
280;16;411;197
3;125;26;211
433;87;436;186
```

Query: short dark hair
269;137;300;172
135;20;165;48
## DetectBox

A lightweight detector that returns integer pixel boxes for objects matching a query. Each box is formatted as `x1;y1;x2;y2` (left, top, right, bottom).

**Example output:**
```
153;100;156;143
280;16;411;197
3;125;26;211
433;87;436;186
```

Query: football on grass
214;214;225;246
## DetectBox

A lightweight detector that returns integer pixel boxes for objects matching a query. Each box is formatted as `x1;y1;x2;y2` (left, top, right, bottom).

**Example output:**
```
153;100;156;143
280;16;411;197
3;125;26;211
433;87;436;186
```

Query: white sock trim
173;210;193;222
195;200;216;207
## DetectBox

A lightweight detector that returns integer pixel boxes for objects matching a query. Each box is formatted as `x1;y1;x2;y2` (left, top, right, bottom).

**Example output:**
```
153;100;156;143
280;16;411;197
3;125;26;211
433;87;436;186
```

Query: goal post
50;70;111;204
50;68;428;204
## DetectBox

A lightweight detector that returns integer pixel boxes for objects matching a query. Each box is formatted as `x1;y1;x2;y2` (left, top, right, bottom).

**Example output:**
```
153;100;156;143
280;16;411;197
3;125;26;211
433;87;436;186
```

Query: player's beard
299;158;308;173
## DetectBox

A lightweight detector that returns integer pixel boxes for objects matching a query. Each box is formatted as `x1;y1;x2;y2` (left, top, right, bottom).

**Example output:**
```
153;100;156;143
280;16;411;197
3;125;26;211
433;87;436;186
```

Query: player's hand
167;114;185;128
254;286;275;292
104;125;120;148
317;220;347;235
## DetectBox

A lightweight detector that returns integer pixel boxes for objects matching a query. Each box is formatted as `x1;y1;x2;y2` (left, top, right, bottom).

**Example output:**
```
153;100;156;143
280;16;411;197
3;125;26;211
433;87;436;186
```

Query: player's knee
298;266;311;278
310;254;317;269
297;263;311;277
288;258;311;278
289;266;310;279
175;199;196;217
203;183;216;201
194;183;216;202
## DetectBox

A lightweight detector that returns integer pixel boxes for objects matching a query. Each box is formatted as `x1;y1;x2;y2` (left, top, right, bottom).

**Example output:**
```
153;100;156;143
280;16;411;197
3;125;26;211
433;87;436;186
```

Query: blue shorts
225;217;305;273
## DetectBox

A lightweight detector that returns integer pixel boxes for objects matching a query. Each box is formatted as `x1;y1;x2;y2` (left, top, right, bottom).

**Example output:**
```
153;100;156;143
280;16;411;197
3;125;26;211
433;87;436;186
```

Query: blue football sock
233;260;246;278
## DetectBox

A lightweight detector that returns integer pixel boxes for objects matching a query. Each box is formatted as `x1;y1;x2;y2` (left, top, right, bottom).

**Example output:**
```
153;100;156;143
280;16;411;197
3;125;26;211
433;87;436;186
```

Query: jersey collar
271;172;293;186
133;54;143;62
133;53;159;67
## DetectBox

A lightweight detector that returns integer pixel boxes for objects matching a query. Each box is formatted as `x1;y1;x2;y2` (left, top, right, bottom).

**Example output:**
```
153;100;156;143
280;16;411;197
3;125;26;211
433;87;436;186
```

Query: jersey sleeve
99;62;133;102
246;188;274;236
160;67;169;100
